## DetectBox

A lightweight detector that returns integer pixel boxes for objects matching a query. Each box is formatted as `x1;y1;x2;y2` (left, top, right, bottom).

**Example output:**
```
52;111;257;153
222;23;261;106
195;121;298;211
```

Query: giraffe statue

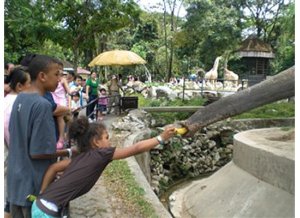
223;61;239;87
204;56;222;86
224;68;239;87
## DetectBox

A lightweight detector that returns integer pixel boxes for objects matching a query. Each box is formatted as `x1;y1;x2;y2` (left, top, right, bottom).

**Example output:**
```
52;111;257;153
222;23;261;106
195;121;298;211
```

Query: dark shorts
4;200;10;213
97;104;107;112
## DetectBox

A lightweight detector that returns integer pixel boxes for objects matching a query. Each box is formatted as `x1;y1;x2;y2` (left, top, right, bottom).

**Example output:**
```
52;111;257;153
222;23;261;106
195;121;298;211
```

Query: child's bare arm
53;105;71;117
62;78;72;95
113;127;176;160
40;159;71;193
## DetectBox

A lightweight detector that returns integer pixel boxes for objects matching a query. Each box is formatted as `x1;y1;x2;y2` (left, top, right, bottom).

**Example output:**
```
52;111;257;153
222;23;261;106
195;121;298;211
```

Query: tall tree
4;0;57;62
269;2;295;73
162;0;185;81
4;0;141;67
240;0;290;41
46;0;140;70
180;0;242;70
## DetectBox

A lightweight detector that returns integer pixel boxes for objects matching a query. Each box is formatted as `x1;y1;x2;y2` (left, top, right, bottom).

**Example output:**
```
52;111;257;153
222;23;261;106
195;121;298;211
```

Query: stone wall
150;118;294;196
112;109;294;197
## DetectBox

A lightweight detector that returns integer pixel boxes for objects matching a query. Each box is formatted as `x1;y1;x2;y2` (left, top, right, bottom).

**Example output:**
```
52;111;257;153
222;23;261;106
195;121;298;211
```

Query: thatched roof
237;35;275;58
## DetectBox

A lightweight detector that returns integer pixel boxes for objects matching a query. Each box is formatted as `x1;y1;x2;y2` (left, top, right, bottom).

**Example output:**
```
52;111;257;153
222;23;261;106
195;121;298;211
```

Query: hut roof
237;35;275;58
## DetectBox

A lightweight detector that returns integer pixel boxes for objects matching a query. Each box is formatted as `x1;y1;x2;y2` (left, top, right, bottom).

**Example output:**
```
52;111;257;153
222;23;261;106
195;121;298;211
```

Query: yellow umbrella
88;50;146;67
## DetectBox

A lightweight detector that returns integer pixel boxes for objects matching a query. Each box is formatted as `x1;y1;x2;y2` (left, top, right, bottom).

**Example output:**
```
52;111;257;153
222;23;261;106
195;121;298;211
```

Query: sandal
97;117;103;121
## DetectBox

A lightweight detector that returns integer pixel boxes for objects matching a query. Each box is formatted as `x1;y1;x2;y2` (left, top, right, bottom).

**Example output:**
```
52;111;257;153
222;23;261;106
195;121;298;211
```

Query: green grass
103;160;158;218
126;93;294;122
233;102;295;119
135;95;295;121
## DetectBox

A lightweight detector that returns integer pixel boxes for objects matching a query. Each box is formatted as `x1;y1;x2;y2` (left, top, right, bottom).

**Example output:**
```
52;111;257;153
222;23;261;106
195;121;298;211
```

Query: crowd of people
3;54;176;218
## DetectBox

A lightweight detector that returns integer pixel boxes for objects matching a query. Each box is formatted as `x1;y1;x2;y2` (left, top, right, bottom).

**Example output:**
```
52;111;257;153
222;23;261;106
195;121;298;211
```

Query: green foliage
133;21;159;42
4;0;294;78
180;0;242;68
138;93;293;122
138;94;206;108
152;111;189;124
239;0;289;40
233;101;295;119
270;2;295;73
4;0;141;65
170;140;183;150
4;0;57;62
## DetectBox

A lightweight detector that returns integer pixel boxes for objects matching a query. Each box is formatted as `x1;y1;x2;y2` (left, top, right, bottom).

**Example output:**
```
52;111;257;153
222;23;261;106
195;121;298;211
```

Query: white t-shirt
4;93;17;145
71;100;81;110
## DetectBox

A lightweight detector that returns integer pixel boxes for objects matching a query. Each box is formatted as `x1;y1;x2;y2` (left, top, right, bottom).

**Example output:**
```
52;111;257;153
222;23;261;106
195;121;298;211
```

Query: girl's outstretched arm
113;127;176;160
40;159;71;193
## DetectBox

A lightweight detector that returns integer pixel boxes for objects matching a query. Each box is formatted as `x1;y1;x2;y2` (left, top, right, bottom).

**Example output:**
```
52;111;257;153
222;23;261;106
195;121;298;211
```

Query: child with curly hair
31;116;176;217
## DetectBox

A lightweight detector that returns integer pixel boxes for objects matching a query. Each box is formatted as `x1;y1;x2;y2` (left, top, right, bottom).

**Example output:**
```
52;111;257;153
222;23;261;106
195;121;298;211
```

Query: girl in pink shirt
97;88;108;121
51;70;72;149
4;66;31;218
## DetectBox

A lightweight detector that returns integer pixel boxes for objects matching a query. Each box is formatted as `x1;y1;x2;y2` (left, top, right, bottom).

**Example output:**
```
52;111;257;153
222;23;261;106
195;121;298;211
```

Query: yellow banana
175;127;188;135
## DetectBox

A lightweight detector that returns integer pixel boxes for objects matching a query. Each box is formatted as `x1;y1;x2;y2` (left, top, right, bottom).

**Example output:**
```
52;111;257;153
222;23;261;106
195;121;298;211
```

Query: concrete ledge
170;127;294;218
171;162;294;218
123;130;172;218
234;128;294;194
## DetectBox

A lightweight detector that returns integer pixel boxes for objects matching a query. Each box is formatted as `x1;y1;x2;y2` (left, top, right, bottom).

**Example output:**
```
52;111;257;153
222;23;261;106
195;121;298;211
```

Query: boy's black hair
28;55;57;81
19;54;37;67
99;88;106;92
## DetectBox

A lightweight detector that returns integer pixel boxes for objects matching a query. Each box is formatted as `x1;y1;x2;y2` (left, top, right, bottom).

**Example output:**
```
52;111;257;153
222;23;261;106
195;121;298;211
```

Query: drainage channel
158;172;214;216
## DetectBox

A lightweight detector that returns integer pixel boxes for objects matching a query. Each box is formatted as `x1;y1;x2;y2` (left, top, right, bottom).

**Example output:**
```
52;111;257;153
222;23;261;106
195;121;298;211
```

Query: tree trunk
182;66;295;136
73;47;79;74
167;3;175;82
167;40;174;82
163;0;169;81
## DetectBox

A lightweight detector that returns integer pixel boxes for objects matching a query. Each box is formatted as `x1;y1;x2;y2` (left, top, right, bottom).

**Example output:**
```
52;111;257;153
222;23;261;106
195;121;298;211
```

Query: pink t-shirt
51;82;68;106
98;94;108;105
4;94;17;145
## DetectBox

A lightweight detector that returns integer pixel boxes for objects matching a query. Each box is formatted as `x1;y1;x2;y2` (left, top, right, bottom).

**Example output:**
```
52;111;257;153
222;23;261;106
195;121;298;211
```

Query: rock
155;86;178;100
208;140;216;149
213;152;221;162
169;195;176;201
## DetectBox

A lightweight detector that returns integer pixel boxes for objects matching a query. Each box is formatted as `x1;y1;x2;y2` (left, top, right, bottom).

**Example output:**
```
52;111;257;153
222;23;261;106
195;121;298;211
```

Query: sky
135;0;187;17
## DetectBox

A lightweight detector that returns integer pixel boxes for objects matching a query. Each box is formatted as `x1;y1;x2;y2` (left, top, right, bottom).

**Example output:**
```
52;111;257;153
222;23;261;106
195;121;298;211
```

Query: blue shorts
31;201;60;218
97;104;107;112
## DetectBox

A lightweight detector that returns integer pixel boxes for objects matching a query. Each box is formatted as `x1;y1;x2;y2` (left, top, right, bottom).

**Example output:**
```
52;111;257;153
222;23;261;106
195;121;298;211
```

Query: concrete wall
131;130;152;183
234;128;295;194
169;127;294;218
120;119;295;217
